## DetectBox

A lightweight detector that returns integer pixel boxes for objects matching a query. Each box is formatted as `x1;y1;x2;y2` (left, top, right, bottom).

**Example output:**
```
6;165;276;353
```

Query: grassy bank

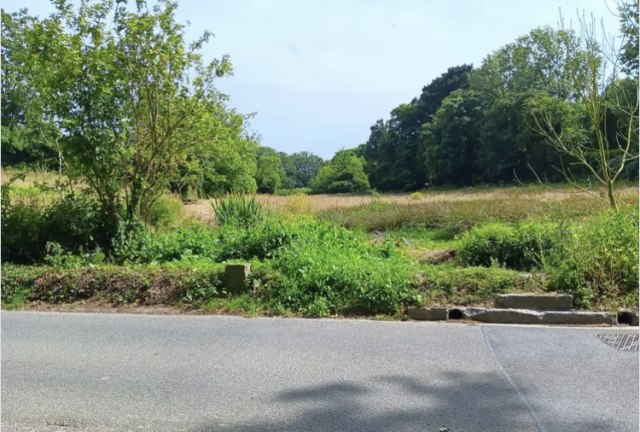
2;182;638;316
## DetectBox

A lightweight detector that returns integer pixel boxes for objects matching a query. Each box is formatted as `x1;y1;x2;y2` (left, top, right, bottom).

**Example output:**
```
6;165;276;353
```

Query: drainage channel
596;333;639;352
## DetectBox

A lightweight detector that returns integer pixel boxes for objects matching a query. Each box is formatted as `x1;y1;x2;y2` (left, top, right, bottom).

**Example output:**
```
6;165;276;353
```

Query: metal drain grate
596;333;639;352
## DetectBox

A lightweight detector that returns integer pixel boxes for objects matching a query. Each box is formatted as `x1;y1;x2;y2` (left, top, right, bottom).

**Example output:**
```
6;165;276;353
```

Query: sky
9;0;623;159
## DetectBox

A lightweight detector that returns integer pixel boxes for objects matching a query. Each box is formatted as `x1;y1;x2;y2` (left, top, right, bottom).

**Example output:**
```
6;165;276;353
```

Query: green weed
211;194;263;228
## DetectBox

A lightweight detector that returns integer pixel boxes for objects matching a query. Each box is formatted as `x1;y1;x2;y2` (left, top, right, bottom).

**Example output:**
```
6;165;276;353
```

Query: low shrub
110;221;222;264
146;223;221;263
147;194;185;229
44;242;106;268
457;222;557;270
211;194;263;228
217;216;301;261
285;193;313;215
252;221;416;316
543;205;639;310
0;265;46;308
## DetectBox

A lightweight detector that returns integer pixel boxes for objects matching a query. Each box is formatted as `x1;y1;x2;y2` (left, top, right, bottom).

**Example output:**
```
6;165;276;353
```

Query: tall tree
422;89;484;185
469;26;586;183
255;147;283;193
1;9;63;168
363;65;473;191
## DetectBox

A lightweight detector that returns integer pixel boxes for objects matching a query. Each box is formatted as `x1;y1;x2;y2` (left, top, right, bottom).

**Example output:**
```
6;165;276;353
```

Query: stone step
494;293;573;311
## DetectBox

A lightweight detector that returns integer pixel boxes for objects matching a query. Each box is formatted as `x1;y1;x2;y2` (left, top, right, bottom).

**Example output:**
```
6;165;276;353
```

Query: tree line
358;11;638;197
2;0;638;211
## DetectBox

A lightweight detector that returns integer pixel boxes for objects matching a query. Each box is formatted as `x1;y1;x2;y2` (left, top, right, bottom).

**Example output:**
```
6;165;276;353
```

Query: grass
183;183;638;231
376;227;459;251
415;264;545;307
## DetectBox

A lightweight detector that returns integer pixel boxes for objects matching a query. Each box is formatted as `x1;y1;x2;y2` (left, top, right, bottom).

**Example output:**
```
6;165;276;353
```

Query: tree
6;0;241;225
172;105;258;198
279;151;325;189
528;12;639;209
1;9;63;168
618;0;639;76
255;147;283;193
363;65;473;191
310;149;370;193
467;26;589;184
422;89;484;185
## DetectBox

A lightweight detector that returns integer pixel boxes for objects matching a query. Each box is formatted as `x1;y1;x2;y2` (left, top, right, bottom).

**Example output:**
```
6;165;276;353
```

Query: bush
2;191;109;263
457;222;557;270
211;194;263;228
147;194;184;229
543;205;638;310
1;201;47;263
148;223;220;263
44;193;102;253
110;221;222;264
44;242;106;268
217;216;301;261
252;221;416;316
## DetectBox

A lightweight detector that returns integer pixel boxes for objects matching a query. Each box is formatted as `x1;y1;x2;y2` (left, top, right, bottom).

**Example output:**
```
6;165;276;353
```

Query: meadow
2;169;638;317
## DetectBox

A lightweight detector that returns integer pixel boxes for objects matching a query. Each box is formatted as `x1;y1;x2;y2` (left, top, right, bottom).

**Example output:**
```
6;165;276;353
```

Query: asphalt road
2;311;638;432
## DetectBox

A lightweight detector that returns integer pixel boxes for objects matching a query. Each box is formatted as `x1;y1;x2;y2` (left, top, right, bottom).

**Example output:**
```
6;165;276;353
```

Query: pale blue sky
9;0;622;159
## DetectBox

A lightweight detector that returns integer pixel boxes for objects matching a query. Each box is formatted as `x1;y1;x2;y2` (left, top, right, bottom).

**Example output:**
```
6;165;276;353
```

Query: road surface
2;311;638;432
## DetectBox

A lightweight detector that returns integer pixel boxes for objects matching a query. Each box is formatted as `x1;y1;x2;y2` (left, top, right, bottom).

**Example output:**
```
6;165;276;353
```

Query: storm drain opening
596;333;639;352
448;308;464;320
617;311;635;325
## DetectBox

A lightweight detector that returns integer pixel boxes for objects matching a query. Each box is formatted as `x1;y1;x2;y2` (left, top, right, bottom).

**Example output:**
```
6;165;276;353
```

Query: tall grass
185;184;638;228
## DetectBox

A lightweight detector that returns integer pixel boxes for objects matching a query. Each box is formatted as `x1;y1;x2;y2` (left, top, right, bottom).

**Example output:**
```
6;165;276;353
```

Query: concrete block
408;307;448;321
495;293;573;311
541;311;616;325
463;308;543;324
225;264;251;293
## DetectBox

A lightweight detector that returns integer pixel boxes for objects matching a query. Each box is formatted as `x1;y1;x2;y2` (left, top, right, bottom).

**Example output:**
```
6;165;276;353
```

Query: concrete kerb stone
494;293;573;311
542;311;617;325
224;263;251;293
407;307;448;321
408;306;620;325
463;308;543;324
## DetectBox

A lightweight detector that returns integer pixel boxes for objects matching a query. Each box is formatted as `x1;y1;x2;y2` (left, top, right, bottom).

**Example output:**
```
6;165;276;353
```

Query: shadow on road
191;371;609;432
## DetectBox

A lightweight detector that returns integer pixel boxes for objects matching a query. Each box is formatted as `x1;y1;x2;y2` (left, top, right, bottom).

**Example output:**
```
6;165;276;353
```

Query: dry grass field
184;184;639;229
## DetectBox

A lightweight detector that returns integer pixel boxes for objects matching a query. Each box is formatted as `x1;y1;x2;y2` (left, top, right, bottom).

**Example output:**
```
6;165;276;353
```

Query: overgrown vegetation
1;0;638;318
542;205;639;310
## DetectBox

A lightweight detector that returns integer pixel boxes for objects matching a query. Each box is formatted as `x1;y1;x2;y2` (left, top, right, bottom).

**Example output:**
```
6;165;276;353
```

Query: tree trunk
607;180;618;210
